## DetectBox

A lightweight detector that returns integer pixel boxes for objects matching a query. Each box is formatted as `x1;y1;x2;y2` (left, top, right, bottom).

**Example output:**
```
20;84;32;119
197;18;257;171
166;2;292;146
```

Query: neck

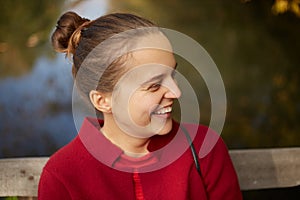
101;114;150;155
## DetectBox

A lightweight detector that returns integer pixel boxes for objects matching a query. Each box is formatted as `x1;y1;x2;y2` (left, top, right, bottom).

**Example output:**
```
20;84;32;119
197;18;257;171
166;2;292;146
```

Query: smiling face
111;48;181;138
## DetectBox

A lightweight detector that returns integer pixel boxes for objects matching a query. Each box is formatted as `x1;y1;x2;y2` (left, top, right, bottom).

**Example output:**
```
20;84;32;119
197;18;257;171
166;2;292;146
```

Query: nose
164;78;181;99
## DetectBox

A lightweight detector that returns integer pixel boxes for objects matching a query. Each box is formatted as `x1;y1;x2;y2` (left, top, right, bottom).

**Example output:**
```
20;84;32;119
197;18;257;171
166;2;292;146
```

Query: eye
148;83;161;91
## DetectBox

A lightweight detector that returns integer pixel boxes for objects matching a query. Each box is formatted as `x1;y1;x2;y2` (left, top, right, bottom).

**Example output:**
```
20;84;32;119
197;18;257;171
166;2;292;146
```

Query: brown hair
51;11;158;98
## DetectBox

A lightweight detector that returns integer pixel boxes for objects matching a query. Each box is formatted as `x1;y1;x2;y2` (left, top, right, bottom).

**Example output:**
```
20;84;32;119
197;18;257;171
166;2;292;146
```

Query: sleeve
200;136;243;200
38;168;71;200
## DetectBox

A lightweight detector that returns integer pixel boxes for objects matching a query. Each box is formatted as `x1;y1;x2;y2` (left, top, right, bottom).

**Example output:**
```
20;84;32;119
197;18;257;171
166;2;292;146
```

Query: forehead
116;49;176;88
116;34;176;86
128;32;175;67
126;49;176;81
129;49;176;69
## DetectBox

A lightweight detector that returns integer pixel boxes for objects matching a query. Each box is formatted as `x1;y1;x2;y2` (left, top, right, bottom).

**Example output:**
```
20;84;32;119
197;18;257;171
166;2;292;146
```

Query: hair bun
51;11;90;55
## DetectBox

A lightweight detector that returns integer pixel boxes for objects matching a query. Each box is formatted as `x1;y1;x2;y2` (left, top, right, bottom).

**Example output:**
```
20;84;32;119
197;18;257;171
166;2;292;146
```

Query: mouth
151;106;172;115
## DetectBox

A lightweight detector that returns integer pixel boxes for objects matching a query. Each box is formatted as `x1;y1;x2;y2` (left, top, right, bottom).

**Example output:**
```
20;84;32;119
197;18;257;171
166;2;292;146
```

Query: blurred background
0;0;299;199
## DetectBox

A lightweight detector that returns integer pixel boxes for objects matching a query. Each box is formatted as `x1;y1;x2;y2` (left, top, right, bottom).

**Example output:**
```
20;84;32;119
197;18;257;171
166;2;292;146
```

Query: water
0;0;108;157
0;55;75;157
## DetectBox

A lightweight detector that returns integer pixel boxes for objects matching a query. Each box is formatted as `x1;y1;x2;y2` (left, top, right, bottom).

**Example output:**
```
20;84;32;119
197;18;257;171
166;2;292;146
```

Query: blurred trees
0;0;63;77
272;0;300;16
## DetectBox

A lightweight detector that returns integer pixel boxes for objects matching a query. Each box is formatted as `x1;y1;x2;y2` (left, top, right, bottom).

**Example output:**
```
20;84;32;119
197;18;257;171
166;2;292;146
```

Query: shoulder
43;136;88;173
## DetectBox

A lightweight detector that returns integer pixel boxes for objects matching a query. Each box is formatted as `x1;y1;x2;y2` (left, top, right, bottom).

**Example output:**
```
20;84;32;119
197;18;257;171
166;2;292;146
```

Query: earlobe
89;90;112;113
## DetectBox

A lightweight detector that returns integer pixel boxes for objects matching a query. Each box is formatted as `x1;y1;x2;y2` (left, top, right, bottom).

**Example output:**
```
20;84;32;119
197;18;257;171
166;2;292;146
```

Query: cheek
129;93;159;121
129;95;151;115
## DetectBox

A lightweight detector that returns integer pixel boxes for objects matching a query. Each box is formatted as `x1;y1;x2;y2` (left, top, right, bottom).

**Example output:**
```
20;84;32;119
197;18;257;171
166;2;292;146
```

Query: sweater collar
78;117;123;167
78;117;173;168
78;117;188;172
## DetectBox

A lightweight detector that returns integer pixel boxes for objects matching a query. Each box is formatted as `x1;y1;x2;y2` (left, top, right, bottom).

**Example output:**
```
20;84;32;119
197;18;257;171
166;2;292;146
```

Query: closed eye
148;83;161;91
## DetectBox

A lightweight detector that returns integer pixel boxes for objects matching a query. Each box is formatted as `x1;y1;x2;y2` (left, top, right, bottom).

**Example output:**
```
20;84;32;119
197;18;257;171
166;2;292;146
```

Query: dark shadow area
243;185;300;200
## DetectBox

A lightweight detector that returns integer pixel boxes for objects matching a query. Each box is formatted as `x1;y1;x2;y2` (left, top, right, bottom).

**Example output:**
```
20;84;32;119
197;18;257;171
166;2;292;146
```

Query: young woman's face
111;48;181;138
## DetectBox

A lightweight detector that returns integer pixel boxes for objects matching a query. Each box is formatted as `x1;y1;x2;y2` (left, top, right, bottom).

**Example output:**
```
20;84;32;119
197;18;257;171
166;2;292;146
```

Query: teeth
153;107;172;115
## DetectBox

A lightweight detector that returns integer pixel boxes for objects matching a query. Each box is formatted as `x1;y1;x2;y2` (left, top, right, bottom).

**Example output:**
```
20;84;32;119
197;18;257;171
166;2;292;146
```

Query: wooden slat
230;147;300;190
0;148;300;197
0;157;48;197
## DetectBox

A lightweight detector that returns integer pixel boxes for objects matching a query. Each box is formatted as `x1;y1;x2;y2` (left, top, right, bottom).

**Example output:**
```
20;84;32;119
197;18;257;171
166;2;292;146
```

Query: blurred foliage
243;0;300;17
109;0;300;149
0;0;63;77
272;0;300;16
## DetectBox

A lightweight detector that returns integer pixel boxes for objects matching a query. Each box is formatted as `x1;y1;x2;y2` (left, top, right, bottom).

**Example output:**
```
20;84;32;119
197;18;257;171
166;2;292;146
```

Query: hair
51;11;159;98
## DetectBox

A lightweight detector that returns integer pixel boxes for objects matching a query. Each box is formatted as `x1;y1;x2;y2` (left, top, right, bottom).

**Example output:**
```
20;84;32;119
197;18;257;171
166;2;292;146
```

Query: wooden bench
0;147;299;198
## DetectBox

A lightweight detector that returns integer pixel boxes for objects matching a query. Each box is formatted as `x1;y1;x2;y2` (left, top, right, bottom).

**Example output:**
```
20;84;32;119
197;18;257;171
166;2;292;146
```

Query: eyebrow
141;63;178;86
141;74;165;86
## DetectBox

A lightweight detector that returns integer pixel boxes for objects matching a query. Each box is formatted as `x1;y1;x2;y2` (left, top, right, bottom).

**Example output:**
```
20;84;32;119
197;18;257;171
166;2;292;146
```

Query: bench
0;147;299;198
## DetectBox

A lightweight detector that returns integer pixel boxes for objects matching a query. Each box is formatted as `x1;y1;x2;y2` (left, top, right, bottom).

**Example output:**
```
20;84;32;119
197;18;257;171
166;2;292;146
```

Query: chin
157;118;173;135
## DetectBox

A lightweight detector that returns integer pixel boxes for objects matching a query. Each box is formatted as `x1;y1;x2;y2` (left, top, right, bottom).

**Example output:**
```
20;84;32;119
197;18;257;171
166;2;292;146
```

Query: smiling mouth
152;106;172;115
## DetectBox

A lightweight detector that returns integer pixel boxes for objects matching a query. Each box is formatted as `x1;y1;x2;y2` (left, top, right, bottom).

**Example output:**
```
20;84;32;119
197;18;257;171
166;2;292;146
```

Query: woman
38;11;242;200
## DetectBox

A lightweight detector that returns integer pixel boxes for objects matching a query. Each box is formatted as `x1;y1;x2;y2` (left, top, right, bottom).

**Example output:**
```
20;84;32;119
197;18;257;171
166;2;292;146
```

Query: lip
162;103;173;108
159;102;173;110
152;112;171;119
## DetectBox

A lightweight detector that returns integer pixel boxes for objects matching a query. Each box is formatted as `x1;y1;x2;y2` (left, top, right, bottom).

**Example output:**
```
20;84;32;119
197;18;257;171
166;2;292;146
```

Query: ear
89;90;112;113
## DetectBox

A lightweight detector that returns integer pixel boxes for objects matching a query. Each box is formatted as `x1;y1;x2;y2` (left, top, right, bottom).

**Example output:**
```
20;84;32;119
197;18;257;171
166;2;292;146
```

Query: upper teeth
153;107;172;115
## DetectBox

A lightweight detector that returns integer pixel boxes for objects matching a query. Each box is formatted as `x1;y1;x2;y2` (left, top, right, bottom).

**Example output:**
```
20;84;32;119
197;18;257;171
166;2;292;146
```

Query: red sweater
38;118;242;200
